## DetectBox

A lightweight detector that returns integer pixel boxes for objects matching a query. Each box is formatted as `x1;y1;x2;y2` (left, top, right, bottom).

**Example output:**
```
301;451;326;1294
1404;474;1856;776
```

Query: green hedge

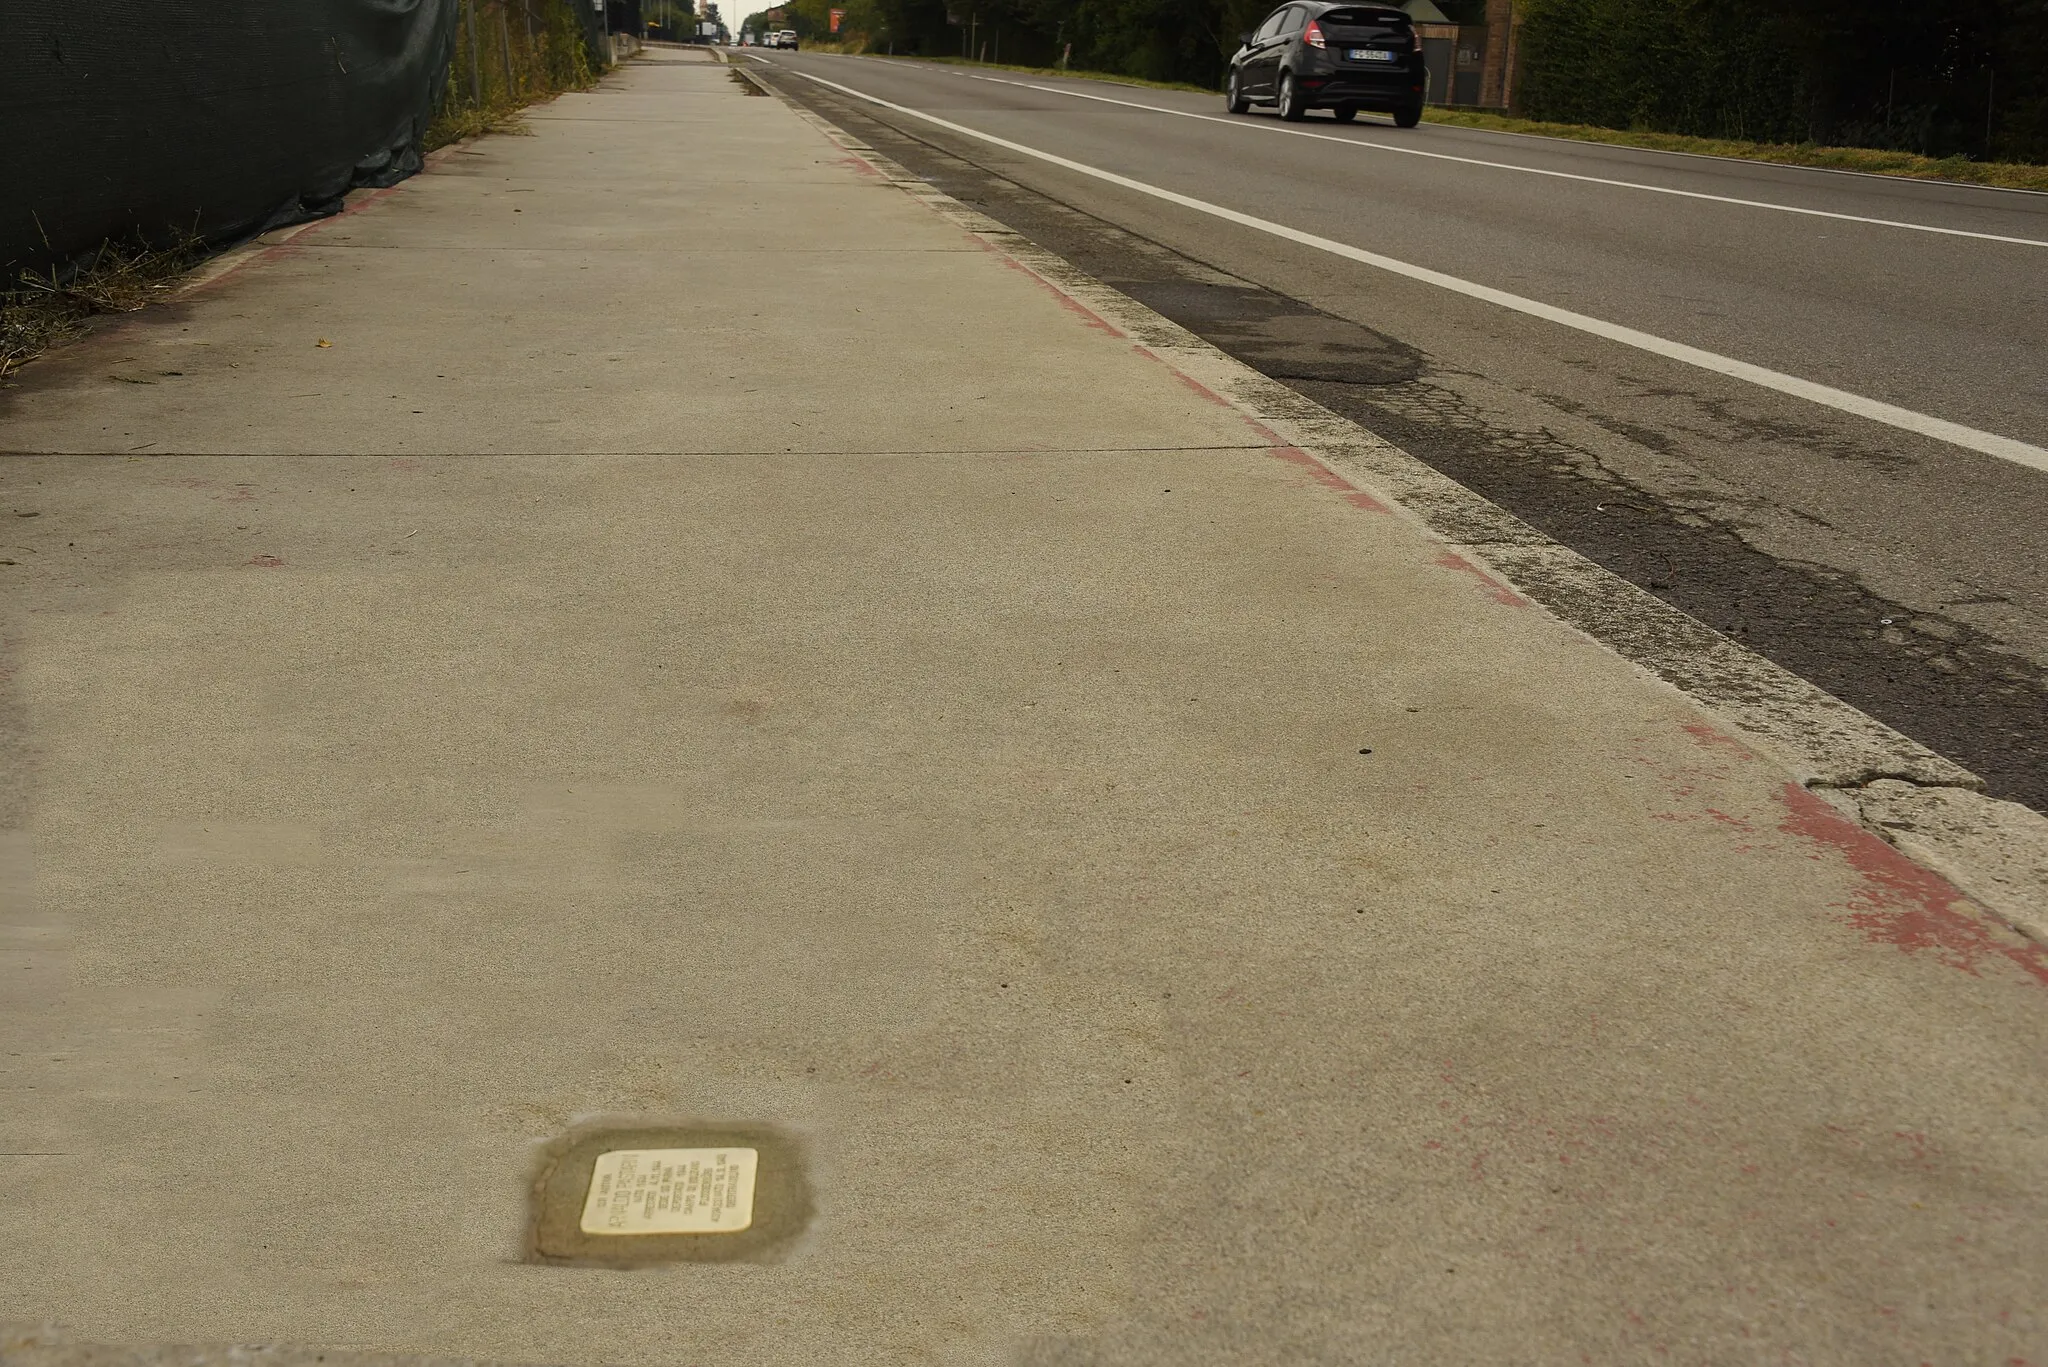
1516;0;1805;142
1517;0;2048;164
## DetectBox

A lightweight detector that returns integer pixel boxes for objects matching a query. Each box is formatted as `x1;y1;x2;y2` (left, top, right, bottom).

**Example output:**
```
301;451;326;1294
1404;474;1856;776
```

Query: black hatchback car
1226;2;1426;125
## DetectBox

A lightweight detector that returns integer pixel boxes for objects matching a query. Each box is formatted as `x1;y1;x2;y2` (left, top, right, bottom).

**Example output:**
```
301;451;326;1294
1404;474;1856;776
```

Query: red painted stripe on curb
975;242;1125;336
181;175;419;300
1433;550;1529;607
951;172;1416;530
1776;783;2048;987
1132;347;1232;408
1238;417;1289;446
1266;444;1392;514
1681;721;1758;760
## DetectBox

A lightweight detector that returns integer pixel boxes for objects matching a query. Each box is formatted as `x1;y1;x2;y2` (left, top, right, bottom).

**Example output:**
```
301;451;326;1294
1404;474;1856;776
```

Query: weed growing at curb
428;105;540;148
1;234;208;381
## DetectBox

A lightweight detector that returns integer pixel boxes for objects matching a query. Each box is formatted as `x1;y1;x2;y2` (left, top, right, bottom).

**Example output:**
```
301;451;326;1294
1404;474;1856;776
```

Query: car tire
1393;100;1422;128
1332;105;1358;122
1226;70;1250;115
1277;71;1307;121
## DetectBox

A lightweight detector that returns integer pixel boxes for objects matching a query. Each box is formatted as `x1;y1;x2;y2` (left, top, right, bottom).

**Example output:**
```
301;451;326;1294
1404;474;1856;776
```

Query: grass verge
1418;109;2048;192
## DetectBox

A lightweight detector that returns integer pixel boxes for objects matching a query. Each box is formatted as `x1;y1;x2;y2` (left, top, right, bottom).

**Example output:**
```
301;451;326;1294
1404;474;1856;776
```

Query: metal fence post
1986;67;1996;158
467;0;483;104
500;0;517;95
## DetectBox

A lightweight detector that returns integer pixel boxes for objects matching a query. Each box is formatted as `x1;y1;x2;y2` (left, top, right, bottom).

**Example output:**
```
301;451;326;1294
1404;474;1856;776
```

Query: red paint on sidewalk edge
1132;347;1231;409
1266;445;1392;514
976;242;1125;336
180;167;430;300
1777;782;2048;987
1681;721;1757;760
975;238;1408;524
1434;550;1528;607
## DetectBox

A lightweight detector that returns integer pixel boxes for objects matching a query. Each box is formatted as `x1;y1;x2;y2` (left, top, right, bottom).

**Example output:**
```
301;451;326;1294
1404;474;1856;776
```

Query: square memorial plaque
579;1147;758;1235
529;1123;809;1265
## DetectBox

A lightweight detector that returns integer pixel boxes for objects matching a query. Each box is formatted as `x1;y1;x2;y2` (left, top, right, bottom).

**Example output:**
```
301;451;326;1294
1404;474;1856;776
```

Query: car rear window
1319;7;1411;26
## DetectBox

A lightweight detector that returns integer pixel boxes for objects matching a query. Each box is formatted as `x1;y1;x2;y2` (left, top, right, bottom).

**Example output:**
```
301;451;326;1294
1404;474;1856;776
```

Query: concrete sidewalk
2;46;2044;1366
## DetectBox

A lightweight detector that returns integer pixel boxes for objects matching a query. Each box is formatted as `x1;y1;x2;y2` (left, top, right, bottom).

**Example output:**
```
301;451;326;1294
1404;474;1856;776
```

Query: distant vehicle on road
1226;2;1425;126
774;29;799;48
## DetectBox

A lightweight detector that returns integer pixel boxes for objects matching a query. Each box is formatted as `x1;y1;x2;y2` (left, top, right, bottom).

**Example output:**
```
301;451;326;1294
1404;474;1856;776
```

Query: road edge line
744;63;2048;946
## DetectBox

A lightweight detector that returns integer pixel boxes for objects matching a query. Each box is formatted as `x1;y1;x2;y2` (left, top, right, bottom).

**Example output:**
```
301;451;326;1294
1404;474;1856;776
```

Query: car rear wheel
1393;100;1422;128
1226;70;1250;115
1332;105;1357;122
1277;71;1308;122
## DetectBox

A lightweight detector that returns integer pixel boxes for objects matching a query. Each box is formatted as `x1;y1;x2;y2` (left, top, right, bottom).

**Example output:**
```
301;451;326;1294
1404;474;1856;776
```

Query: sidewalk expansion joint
2;1323;553;1367
747;64;2048;944
0;445;1277;460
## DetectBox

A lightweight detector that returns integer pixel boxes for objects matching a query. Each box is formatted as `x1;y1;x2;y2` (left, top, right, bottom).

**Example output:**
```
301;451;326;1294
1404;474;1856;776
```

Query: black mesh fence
1;0;468;276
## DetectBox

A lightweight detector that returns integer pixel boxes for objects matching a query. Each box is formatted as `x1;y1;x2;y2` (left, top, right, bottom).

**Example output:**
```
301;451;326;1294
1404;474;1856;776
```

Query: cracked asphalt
749;54;2048;812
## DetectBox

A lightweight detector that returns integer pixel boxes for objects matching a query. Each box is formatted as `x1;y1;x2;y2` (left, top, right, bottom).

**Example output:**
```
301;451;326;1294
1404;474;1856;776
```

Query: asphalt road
747;52;2048;810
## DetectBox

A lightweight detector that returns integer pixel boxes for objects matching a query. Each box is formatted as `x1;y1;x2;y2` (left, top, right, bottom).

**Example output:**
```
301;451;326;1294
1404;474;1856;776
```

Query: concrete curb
741;62;2048;945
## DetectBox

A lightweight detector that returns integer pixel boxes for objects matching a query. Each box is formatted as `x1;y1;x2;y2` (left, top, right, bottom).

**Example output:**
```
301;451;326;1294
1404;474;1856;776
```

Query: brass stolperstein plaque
579;1147;759;1235
530;1123;807;1264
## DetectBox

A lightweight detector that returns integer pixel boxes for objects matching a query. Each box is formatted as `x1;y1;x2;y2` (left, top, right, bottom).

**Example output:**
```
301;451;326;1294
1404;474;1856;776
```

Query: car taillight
1303;19;1326;48
1410;28;1423;51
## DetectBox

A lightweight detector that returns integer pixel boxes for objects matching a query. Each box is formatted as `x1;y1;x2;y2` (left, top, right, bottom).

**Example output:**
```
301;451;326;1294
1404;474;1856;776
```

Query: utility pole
1499;0;1513;110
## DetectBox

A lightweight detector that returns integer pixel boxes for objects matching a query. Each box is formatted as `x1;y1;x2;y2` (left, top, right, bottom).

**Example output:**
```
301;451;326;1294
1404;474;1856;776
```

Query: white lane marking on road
781;65;2048;475
933;67;2048;250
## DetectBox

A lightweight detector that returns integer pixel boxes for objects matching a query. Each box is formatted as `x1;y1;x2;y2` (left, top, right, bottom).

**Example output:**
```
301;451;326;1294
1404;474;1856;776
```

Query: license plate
1347;48;1396;61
